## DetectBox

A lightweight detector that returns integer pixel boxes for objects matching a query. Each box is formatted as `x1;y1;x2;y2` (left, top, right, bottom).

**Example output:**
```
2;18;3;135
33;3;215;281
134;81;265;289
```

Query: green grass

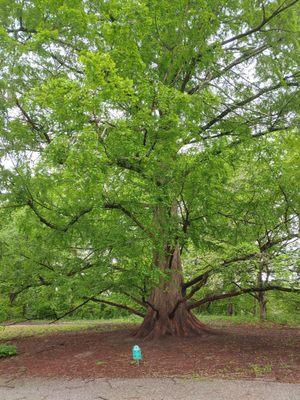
0;317;141;341
95;360;107;366
196;314;260;325
195;314;300;327
249;363;273;377
0;314;298;341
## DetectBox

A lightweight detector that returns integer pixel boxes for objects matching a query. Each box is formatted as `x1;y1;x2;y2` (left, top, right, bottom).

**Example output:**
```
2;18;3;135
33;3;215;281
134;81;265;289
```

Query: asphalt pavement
0;377;299;400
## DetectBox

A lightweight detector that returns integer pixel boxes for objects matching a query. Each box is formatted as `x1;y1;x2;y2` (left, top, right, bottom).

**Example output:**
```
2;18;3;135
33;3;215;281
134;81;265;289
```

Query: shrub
0;344;17;357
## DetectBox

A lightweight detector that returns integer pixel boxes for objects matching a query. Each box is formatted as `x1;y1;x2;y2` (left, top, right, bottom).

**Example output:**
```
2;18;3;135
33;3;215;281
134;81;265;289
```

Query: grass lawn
0;317;140;341
0;314;298;341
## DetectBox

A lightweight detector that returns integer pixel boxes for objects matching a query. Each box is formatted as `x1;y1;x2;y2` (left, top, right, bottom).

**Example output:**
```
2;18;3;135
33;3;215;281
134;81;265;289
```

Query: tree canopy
0;0;299;336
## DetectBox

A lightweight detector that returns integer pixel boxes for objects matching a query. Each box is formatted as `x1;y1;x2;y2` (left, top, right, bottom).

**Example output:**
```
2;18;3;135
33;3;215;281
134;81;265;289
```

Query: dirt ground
0;323;299;382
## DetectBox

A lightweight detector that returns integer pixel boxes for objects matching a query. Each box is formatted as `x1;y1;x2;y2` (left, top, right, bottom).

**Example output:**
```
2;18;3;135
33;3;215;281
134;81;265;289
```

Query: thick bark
134;244;208;339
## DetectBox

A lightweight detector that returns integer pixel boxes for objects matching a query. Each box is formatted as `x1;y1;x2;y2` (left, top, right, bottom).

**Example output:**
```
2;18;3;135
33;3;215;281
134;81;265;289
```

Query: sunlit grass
196;314;300;327
0;317;140;341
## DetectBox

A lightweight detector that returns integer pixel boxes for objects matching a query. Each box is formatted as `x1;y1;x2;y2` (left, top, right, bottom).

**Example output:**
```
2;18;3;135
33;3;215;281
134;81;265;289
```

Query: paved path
0;377;299;400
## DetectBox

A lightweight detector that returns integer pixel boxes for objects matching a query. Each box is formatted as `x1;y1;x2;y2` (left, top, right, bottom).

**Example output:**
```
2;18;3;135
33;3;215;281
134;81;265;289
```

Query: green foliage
0;0;299;323
0;343;17;357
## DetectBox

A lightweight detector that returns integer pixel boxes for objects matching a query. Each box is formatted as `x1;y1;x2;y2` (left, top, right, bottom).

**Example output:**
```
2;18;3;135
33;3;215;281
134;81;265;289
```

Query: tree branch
183;271;210;291
199;77;299;134
189;44;268;94
49;52;84;75
220;0;300;46
185;1;299;94
90;297;145;317
61;207;93;232
49;297;94;324
48;288;112;323
104;202;154;238
9;279;52;303
27;199;58;229
184;272;210;300
15;98;51;144
27;199;92;232
20;254;55;272
188;285;300;310
120;291;147;308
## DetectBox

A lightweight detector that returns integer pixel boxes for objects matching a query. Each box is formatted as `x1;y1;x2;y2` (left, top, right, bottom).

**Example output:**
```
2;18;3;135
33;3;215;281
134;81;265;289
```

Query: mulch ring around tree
0;323;299;382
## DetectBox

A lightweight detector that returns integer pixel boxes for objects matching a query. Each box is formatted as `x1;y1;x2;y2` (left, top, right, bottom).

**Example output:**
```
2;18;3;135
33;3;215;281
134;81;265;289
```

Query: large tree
0;0;299;337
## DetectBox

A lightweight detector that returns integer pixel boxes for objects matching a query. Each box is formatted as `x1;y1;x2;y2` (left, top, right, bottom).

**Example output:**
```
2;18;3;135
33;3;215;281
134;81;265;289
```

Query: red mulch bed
0;323;299;382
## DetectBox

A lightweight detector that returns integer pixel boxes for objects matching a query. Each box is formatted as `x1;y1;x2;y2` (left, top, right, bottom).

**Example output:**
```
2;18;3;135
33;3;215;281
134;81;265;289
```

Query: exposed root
133;307;211;339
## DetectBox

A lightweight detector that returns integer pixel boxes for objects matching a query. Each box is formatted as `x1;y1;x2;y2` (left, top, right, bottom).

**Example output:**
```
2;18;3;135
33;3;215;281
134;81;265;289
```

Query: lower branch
49;297;94;324
50;288;112;323
188;285;300;310
90;297;145;317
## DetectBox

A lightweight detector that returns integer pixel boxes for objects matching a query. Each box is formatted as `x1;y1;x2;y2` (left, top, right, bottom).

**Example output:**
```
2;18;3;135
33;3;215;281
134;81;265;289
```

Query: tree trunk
134;244;208;339
257;263;267;321
252;296;257;317
227;302;234;316
258;292;267;321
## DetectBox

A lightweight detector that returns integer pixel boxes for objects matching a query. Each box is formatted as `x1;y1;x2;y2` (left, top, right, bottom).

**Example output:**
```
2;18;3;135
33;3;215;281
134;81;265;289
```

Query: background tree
0;0;299;337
